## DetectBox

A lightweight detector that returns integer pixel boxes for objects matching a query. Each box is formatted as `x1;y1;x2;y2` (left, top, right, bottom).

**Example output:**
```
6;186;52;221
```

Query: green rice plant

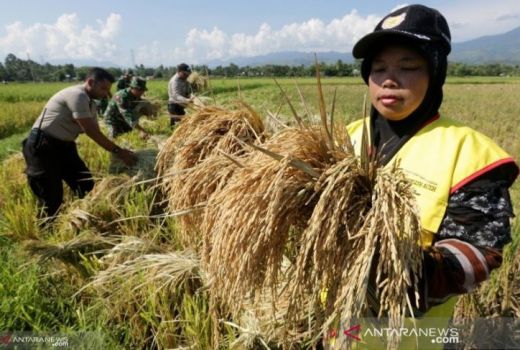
0;131;26;161
0;154;39;240
0;82;71;102
0;101;44;138
0;241;78;330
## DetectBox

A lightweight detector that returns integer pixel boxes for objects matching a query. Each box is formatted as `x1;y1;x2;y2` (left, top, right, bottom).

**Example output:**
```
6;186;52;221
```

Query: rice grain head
156;105;265;249
298;163;423;349
203;127;333;316
156;105;264;178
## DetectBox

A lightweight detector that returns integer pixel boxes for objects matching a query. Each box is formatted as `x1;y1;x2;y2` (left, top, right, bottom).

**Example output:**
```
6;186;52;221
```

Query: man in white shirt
167;63;193;126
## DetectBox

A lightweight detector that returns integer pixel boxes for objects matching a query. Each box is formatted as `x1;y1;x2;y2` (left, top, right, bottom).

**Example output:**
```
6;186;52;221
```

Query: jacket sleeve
416;169;514;311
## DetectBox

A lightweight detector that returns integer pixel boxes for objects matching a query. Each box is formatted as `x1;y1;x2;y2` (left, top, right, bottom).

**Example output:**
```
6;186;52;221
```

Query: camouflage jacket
103;88;142;129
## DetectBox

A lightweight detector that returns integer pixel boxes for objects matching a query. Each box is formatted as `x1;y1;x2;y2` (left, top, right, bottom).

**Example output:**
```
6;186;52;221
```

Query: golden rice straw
187;71;209;93
227;259;317;348
53;175;135;235
24;234;119;278
166;154;239;249
203;127;332;314
99;236;166;268
88;250;203;294
336;164;421;349
156;105;264;177
156;105;264;248
287;160;423;348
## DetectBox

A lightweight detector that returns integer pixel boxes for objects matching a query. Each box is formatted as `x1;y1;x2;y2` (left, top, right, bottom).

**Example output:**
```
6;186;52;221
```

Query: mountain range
450;26;520;64
41;26;520;68
205;26;520;67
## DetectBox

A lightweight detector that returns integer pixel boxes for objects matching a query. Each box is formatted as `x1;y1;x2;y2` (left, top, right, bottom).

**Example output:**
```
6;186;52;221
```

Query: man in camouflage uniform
104;77;149;138
116;69;134;91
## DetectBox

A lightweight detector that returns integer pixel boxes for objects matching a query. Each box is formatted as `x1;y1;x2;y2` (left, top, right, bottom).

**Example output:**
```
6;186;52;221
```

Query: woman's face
368;45;429;121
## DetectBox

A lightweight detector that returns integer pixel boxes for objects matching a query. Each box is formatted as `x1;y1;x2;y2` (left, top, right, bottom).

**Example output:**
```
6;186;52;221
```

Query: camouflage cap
129;77;147;90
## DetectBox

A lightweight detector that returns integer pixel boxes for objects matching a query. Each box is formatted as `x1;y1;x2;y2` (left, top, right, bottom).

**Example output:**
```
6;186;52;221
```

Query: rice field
0;76;519;349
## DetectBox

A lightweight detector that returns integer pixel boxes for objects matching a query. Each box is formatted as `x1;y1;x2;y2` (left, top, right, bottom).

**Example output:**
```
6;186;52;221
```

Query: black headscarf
362;40;448;165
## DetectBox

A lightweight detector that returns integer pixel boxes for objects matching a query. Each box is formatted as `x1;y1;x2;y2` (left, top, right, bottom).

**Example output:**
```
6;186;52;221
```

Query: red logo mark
344;324;361;341
0;335;12;345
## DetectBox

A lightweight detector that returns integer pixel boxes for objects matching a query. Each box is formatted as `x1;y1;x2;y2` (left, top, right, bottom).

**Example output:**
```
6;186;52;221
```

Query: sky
0;0;519;67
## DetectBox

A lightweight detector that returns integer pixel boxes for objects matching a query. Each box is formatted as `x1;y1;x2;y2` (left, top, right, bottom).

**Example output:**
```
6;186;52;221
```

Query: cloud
497;13;520;22
136;9;381;65
0;13;122;62
441;0;520;41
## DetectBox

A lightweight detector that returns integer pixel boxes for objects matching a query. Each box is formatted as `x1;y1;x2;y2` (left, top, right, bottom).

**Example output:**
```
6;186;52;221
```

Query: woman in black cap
344;3;518;345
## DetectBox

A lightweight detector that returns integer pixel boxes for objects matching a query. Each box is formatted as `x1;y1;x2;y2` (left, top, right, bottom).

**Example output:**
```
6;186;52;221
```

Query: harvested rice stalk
156;105;264;247
85;250;205;349
188;71;209;93
90;250;203;293
109;148;158;180
228;260;317;348
203;127;332;313
99;236;166;268
192;95;213;109
134;100;161;118
156;105;264;178
287;156;372;306
53;174;157;237
24;234;118;263
24;234;120;277
54;175;133;234
165;154;239;249
288;162;422;348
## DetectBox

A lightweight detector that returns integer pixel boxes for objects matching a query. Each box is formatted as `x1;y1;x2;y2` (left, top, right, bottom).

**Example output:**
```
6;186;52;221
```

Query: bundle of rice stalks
156;105;264;176
99;236;166;267
163;154;239;249
54;175;130;233
156;105;265;246
204;115;421;348
285;161;422;348
85;250;205;348
53;174;154;236
134;100;161;118
24;234;120;277
198;74;346;334
188;71;209;93
109;148;158;180
203;127;334;313
226;260;317;348
192;95;214;109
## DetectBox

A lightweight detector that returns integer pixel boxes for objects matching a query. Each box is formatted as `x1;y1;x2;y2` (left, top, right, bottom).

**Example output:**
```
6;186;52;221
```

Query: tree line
1;53;520;82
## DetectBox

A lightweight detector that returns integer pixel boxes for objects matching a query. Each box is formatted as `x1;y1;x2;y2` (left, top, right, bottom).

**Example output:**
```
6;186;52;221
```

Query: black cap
177;63;192;73
353;4;451;59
